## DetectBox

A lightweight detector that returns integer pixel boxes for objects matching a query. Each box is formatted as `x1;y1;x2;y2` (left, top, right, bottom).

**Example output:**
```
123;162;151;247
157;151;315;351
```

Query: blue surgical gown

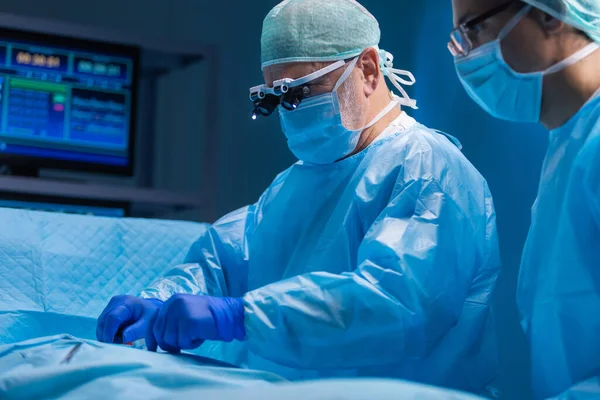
517;91;600;399
142;111;501;393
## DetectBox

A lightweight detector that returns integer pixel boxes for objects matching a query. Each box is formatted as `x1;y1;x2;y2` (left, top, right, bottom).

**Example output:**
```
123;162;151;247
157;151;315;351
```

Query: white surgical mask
454;5;600;123
280;55;413;165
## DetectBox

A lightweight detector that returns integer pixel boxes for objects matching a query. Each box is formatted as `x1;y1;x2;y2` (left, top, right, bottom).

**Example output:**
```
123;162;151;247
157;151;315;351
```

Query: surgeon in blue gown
450;0;600;398
97;0;501;393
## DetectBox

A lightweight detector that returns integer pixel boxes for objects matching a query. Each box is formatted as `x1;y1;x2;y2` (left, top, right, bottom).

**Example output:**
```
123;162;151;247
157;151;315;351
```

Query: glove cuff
215;297;246;342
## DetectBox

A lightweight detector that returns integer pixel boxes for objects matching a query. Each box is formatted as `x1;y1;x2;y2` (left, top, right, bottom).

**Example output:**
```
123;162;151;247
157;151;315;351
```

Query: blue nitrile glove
148;294;245;353
96;295;164;345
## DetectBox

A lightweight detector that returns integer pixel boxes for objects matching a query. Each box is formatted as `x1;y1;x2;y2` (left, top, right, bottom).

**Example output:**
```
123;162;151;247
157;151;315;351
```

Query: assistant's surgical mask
454;5;600;123
279;51;416;165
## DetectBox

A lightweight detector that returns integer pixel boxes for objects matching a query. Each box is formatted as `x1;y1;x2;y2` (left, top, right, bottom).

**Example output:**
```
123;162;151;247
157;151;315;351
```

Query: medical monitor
0;26;139;175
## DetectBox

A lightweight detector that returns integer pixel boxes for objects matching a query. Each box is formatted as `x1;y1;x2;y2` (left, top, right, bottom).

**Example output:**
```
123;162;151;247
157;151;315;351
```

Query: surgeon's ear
357;47;381;98
530;8;564;37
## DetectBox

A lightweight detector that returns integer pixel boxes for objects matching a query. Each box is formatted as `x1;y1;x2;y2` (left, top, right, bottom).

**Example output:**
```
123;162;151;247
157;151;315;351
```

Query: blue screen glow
0;32;136;169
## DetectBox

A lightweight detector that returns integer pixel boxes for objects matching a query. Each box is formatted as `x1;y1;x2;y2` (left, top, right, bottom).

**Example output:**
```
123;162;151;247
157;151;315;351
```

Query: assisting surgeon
97;0;501;393
450;0;600;398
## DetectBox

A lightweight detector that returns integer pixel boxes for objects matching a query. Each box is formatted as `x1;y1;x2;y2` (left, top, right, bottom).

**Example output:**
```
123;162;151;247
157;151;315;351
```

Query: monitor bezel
0;25;140;176
0;191;130;217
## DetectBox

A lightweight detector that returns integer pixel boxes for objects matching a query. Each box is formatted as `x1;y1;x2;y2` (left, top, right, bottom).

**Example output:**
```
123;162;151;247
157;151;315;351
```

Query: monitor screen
0;27;139;175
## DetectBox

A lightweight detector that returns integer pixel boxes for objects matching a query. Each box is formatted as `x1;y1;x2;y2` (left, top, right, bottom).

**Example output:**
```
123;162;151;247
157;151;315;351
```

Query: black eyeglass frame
448;0;522;56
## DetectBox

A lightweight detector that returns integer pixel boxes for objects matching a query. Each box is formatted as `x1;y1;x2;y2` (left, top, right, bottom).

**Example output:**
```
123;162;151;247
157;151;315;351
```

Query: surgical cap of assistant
523;0;600;43
261;0;381;69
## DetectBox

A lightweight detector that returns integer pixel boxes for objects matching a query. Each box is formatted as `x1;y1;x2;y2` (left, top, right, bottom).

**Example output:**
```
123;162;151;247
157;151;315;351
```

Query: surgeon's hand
96;295;163;345
148;294;245;353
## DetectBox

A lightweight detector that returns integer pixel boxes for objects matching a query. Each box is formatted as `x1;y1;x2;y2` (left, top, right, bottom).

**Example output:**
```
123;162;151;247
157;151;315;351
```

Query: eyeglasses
251;86;313;119
448;1;517;57
249;60;348;120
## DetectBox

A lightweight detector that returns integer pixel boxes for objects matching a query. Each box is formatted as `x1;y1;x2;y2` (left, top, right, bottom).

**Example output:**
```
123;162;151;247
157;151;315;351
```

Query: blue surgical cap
261;0;381;70
524;0;600;43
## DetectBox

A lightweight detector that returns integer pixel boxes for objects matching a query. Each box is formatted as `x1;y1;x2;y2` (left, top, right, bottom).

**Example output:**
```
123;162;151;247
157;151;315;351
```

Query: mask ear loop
333;57;360;91
545;41;600;75
333;49;418;110
330;55;400;132
498;5;532;41
377;49;418;109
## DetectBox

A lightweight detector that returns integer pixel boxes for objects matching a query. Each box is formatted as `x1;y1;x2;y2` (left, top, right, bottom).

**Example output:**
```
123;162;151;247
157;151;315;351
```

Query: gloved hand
96;295;163;345
148;294;245;352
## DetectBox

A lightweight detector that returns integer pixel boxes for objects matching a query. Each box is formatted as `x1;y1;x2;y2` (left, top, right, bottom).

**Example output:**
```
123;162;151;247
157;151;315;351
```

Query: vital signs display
0;27;139;175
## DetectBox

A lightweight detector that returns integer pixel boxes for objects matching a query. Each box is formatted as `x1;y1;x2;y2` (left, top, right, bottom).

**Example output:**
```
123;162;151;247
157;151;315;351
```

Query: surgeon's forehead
262;62;327;87
451;0;508;27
